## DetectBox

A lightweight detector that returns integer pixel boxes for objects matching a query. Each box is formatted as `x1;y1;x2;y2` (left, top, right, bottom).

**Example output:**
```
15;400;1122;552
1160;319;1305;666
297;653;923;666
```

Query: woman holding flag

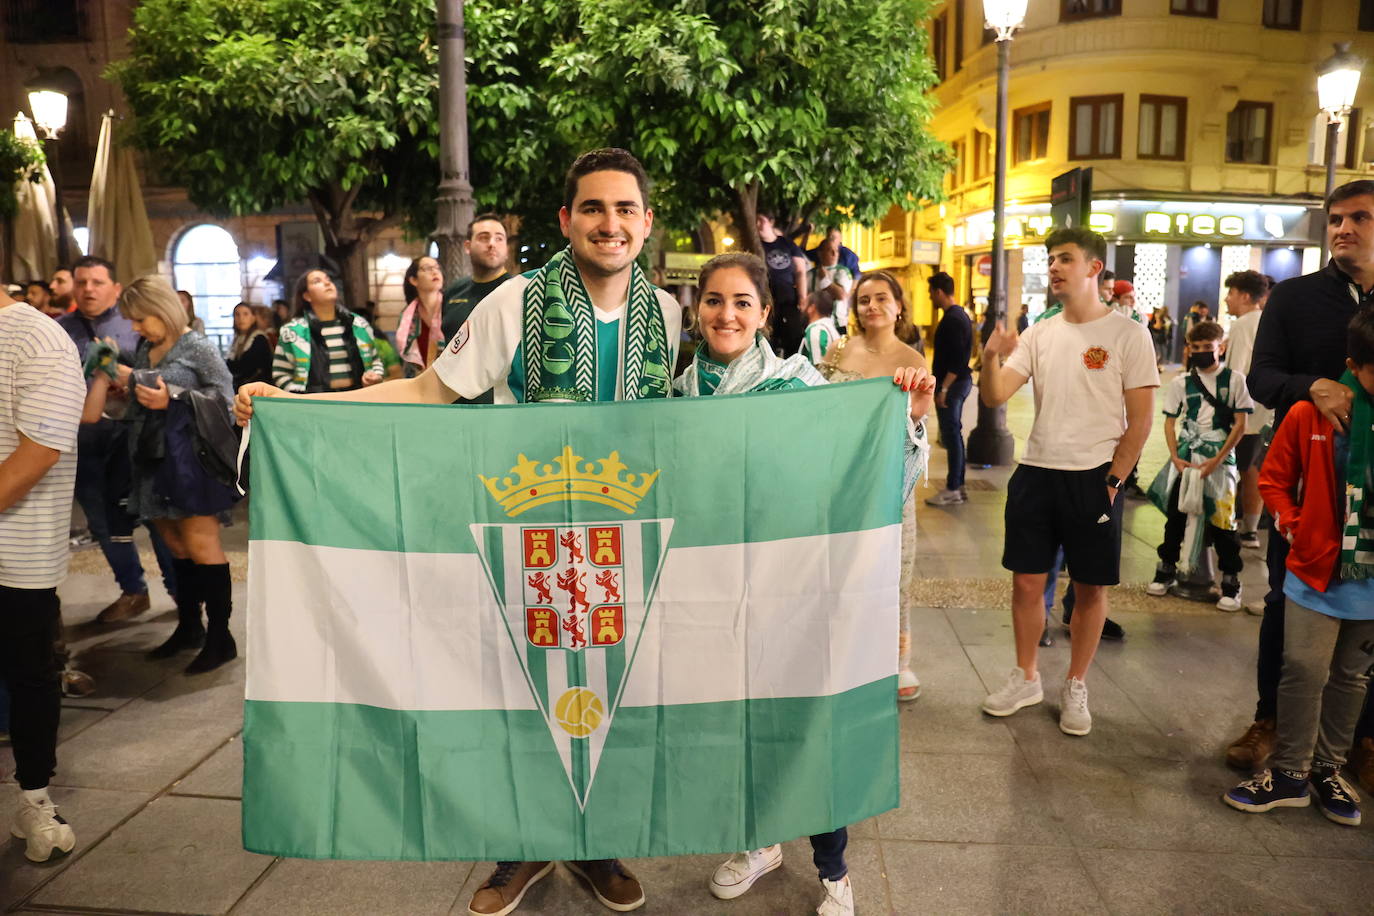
675;253;932;916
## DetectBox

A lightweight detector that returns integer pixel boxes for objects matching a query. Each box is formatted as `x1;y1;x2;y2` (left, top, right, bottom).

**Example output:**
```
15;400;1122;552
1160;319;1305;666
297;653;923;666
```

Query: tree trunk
307;183;397;319
732;181;762;257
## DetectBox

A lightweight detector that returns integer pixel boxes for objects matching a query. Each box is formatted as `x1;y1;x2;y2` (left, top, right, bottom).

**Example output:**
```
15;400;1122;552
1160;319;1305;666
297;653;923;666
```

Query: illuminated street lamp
24;75;71;266
1316;42;1363;261
966;0;1027;468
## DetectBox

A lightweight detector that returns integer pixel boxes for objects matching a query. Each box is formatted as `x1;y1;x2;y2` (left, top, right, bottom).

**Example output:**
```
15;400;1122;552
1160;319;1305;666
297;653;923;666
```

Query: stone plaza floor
3;380;1373;915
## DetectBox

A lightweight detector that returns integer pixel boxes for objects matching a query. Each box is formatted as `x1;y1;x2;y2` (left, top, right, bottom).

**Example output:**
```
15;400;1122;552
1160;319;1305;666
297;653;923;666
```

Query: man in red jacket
1223;309;1374;827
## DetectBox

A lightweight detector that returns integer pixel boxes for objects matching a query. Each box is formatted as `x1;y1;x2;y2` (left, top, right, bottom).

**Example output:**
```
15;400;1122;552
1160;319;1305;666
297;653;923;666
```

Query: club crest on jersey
472;449;672;809
1082;346;1109;370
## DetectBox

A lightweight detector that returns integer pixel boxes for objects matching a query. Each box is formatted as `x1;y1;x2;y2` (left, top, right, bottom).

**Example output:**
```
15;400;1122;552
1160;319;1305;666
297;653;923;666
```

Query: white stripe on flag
246;524;899;710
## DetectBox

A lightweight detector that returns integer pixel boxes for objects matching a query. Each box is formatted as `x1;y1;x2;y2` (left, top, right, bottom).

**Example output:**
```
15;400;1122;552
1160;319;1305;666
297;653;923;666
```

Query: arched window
172;224;241;345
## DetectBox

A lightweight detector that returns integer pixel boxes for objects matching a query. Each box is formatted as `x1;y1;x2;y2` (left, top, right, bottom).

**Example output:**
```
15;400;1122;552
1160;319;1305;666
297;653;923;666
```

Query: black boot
187;563;236;674
149;558;205;659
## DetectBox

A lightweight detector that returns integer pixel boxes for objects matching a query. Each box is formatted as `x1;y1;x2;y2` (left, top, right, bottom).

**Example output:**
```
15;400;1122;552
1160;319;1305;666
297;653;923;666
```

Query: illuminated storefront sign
954;200;1312;248
1141;212;1246;237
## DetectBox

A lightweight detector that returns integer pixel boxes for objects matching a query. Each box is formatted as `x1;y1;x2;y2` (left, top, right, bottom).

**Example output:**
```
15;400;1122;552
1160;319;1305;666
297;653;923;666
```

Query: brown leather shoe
1226;719;1276;770
1351;737;1374;794
467;861;553;916
566;859;645;912
96;592;150;624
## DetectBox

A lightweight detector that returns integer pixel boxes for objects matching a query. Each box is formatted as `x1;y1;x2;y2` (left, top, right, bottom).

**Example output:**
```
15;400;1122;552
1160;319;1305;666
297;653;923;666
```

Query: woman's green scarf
1340;369;1374;580
521;246;670;402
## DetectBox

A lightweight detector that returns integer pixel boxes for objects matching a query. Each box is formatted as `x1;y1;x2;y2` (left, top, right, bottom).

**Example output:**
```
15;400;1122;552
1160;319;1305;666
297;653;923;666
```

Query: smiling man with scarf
235;148;681;915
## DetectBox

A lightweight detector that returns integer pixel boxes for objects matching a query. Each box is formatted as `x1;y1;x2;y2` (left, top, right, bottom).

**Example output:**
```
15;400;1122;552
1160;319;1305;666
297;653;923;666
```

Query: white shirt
1223;309;1274;435
1004;309;1160;471
0;304;85;588
432;274;682;403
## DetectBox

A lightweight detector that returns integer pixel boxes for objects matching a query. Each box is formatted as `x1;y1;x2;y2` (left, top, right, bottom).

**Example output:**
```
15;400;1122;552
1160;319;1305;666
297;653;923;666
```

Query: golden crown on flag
480;446;659;517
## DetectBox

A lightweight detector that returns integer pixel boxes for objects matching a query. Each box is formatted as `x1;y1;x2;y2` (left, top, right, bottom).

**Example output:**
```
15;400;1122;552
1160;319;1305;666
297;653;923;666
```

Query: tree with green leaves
545;0;950;254
110;0;946;303
109;0;442;310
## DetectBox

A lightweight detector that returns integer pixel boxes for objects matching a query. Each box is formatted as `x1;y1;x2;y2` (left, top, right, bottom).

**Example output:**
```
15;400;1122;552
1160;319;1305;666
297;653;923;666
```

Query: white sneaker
1059;677;1092;736
709;845;782;900
924;488;966;507
1216;594;1243;612
898;668;921;702
817;875;854;916
11;795;76;862
981;667;1043;716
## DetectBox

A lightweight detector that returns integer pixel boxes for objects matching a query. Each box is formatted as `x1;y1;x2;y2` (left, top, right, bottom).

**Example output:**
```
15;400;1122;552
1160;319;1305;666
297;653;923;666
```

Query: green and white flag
242;380;906;861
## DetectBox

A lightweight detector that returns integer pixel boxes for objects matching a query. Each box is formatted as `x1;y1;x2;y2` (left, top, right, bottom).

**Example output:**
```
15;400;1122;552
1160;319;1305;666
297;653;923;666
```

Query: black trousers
1156;480;1243;575
0;585;62;790
1256;534;1291;722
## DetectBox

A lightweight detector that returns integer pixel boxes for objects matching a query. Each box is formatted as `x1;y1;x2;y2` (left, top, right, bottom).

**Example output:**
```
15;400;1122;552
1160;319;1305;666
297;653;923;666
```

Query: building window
1061;0;1120;21
972;130;994;180
1170;0;1217;16
1139;95;1187;160
1069;95;1122;159
1311;109;1364;169
948;139;966;188
953;0;965;72
1226;101;1273;164
4;0;87;42
172;225;242;342
1013;103;1051;164
1362;0;1374;30
931;12;948;82
1262;0;1302;29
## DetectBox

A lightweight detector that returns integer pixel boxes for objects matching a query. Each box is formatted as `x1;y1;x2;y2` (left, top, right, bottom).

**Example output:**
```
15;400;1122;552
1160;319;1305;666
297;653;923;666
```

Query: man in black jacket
926;271;973;506
1226;179;1374;772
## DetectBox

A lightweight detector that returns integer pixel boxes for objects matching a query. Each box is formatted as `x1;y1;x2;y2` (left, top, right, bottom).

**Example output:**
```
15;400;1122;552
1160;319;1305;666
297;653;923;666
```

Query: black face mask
1187;351;1217;370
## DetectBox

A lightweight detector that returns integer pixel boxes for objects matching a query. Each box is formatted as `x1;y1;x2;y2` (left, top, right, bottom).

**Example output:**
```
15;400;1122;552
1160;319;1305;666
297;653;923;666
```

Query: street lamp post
26;84;70;267
965;0;1027;468
435;0;475;282
1316;42;1363;263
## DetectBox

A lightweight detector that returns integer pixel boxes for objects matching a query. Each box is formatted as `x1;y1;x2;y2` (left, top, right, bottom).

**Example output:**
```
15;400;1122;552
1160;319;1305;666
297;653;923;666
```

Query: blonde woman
820;271;930;702
82;277;238;674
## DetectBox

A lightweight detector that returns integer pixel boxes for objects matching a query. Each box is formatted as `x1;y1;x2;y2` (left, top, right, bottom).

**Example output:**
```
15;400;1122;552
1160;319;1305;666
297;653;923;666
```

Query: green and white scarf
1340;369;1374;580
674;334;822;397
521;247;671;402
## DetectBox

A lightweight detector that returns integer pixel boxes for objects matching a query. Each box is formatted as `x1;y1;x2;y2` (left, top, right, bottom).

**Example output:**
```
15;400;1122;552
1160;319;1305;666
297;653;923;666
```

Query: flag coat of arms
242;380;907;861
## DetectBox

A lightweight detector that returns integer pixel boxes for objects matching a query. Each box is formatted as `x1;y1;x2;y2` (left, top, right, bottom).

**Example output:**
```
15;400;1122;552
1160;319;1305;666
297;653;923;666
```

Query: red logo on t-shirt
1082;346;1109;370
449;324;470;355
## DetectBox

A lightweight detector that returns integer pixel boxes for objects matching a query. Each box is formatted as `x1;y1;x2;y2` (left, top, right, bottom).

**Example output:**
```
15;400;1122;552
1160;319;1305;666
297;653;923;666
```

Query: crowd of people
2;148;1372;916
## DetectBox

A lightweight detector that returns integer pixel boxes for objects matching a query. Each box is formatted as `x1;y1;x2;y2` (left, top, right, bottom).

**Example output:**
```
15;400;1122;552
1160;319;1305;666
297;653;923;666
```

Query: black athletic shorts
1002;462;1125;586
1234;433;1265;472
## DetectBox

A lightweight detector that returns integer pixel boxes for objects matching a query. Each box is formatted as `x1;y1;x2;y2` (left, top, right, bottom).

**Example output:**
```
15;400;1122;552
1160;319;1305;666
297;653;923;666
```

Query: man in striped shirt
0;288;86;862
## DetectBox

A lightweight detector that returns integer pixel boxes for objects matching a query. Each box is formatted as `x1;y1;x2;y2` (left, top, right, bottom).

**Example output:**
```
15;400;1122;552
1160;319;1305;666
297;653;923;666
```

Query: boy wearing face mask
1146;321;1253;610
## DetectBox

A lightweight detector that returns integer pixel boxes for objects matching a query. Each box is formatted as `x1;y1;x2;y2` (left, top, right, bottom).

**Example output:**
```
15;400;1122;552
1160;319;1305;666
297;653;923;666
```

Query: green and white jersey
431;273;683;404
799;317;840;365
1161;367;1253;464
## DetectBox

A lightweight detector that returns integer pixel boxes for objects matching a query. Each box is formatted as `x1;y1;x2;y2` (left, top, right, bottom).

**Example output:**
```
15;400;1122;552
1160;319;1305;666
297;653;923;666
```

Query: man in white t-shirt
0;291;85;863
975;228;1160;737
236;148;679;916
1222;270;1273;549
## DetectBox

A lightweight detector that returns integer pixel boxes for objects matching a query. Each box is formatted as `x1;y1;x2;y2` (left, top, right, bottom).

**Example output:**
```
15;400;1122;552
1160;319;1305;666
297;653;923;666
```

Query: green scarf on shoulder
521;246;671;402
1340;369;1374;580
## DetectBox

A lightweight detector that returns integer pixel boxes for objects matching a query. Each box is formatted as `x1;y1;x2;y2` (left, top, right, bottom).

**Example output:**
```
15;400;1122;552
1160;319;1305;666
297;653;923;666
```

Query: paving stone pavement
4;383;1372;915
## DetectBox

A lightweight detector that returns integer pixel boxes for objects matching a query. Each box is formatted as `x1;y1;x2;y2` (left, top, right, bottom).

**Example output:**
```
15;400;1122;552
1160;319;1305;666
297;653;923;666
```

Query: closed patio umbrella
7;113;78;282
87;111;157;283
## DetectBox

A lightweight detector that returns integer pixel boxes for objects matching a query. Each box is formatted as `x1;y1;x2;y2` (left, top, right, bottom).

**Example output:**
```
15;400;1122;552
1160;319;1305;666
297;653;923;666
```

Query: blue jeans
1043;547;1076;620
935;376;972;490
810;827;848;881
75;420;178;597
